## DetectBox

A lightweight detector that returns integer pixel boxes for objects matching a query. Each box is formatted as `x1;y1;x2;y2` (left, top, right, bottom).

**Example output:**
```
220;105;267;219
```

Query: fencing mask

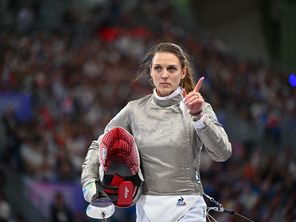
86;127;144;219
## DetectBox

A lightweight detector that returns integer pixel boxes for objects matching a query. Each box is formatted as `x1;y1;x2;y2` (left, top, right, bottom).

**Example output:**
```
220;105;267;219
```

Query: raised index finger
194;76;204;92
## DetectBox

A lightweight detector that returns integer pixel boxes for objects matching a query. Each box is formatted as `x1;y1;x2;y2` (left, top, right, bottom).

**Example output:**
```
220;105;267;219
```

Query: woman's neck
153;87;182;100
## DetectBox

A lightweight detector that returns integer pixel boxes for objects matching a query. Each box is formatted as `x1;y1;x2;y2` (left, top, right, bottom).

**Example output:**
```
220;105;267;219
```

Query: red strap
117;181;134;207
104;175;125;194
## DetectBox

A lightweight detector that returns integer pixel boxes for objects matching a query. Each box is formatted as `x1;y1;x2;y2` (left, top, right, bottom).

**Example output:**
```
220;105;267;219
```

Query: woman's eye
167;66;177;72
154;66;162;72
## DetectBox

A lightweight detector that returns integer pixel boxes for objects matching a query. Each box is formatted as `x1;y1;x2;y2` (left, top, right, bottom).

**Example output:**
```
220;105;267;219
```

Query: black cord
203;194;255;222
222;209;254;222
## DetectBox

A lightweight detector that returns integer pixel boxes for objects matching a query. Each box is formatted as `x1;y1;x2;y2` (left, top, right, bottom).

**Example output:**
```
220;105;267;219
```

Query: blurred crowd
0;0;296;222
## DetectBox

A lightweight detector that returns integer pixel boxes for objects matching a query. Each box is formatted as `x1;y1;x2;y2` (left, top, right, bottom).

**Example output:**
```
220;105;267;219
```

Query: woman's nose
161;70;168;79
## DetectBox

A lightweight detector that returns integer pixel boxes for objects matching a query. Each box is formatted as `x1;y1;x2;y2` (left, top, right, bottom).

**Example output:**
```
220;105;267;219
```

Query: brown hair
137;42;195;93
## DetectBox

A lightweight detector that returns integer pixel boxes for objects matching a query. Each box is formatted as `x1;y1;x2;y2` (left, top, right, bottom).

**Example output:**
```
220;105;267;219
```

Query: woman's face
150;52;186;97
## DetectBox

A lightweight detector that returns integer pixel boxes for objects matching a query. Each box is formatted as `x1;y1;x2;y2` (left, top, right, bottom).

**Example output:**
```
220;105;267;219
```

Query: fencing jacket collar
152;87;182;107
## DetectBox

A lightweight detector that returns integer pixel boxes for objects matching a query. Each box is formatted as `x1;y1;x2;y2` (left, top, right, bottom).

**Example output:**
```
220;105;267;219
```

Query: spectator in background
264;112;281;144
50;192;73;222
0;191;11;222
17;6;34;33
9;213;26;222
1;110;22;171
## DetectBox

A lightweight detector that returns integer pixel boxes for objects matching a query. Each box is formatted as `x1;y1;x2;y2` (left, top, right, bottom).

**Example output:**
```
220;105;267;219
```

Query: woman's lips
159;82;171;86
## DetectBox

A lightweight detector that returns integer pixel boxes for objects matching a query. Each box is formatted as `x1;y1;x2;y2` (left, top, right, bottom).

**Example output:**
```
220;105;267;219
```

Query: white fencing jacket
81;88;232;221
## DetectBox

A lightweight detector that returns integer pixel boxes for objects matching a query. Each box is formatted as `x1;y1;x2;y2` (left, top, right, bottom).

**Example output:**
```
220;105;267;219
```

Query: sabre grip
91;180;111;202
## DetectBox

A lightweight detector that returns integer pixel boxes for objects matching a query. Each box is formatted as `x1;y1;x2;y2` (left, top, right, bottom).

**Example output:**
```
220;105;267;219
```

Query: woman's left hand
182;77;204;115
